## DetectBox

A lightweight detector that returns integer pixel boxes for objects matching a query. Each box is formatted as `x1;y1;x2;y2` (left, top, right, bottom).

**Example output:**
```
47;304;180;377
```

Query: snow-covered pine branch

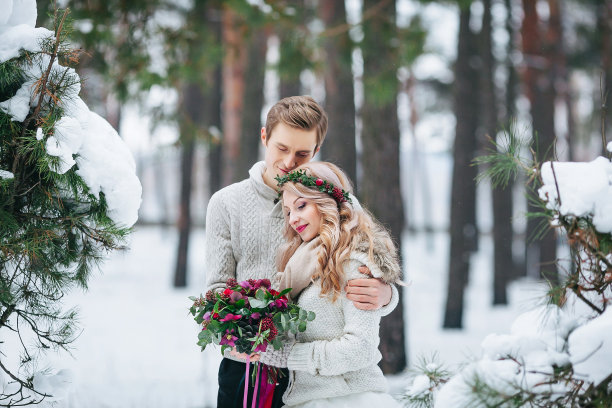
402;145;612;407
0;2;141;406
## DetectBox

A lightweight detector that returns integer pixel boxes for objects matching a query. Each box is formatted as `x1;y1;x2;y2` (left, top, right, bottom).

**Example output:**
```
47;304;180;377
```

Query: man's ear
313;146;320;157
260;127;267;147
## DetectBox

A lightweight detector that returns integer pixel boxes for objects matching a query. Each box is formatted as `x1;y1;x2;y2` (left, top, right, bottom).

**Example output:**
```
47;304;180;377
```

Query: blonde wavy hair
276;162;396;301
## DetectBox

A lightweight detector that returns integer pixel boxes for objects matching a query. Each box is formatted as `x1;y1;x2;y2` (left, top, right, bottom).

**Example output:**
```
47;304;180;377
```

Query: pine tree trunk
175;131;195;288
521;0;558;283
360;0;406;374
206;17;223;197
319;0;357;188
482;0;512;305
278;0;307;97
236;28;267;181
443;5;480;328
175;0;219;287
222;6;247;187
597;0;612;156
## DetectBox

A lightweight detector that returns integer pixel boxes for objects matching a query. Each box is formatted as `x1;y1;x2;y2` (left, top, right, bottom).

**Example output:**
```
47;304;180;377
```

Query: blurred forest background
36;0;612;374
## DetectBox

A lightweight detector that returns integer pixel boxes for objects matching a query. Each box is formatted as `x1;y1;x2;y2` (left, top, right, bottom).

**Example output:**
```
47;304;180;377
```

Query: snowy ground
17;224;545;408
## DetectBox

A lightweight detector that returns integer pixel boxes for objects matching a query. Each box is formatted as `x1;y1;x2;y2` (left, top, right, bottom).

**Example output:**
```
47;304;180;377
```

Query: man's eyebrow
276;142;313;153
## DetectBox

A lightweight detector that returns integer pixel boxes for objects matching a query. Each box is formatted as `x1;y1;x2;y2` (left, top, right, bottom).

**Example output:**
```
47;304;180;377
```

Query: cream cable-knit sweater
204;161;399;361
261;240;397;407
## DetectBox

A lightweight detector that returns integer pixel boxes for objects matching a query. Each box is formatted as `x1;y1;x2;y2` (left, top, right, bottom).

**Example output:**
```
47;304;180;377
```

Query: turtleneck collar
249;161;283;214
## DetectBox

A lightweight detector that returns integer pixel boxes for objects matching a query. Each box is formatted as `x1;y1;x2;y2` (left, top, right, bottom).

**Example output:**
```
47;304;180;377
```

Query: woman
259;162;403;408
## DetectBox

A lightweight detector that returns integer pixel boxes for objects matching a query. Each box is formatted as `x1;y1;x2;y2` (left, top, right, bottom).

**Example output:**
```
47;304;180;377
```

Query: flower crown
275;169;352;205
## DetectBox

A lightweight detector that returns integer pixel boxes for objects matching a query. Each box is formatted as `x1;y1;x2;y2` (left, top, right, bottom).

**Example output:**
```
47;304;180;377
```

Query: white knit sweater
205;161;285;292
264;244;394;406
204;161;399;362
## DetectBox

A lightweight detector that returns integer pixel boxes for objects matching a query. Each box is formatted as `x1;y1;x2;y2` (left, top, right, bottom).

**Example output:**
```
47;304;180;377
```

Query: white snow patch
0;0;37;32
406;374;431;397
0;170;15;179
568;307;612;388
0;25;53;62
539;157;612;233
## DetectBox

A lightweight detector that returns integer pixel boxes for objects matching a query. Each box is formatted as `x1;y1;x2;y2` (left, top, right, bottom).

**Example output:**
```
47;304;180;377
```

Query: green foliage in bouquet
189;278;315;356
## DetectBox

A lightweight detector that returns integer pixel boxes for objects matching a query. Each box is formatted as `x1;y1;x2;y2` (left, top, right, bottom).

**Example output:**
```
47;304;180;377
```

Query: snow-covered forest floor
31;224;544;408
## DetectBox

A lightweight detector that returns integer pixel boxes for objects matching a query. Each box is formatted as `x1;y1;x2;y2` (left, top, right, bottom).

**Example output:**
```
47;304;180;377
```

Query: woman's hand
229;348;260;362
345;265;392;310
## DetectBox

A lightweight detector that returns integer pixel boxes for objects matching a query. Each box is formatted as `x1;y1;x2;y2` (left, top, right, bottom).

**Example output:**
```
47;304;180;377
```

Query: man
205;96;398;407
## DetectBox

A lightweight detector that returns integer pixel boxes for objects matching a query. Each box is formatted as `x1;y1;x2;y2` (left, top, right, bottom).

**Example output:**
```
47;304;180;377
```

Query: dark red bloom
205;290;215;302
315;178;323;186
269;288;279;296
213;312;219;319
247;279;258;288
226;278;238;288
260;317;278;340
260;279;271;289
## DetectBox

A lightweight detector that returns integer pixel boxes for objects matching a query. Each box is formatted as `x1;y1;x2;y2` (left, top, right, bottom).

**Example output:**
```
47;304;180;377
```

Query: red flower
212;312;219;319
223;288;233;296
269;289;279;296
315;178;323;186
260;317;278;340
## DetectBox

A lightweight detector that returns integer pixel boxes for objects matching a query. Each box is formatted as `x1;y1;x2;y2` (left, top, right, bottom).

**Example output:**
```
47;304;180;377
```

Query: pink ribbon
245;358;277;408
251;362;261;408
258;366;277;408
244;355;250;408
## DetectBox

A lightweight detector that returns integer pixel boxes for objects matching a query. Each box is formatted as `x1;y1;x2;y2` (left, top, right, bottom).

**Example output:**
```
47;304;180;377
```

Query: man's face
261;122;319;189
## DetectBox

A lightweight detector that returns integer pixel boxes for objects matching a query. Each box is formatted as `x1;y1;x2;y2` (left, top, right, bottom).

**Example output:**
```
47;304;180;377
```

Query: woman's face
282;189;321;242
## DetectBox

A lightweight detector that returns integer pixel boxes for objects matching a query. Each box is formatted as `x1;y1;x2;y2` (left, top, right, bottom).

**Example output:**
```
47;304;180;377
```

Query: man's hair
264;96;328;150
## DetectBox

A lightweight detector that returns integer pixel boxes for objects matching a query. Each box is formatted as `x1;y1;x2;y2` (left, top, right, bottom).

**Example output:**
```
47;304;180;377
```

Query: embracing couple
205;96;402;408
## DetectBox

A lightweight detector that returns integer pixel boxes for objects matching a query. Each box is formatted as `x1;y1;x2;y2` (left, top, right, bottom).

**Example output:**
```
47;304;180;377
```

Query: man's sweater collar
248;161;280;203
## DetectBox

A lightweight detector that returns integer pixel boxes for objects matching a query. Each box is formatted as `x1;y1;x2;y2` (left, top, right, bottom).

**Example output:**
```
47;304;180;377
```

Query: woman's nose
289;212;299;225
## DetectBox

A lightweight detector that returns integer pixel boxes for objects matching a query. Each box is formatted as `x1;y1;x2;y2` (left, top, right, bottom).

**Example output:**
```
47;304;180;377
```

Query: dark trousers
217;358;289;408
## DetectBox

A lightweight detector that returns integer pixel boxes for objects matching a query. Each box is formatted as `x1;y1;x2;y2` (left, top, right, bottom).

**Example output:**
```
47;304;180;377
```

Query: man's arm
345;267;398;315
204;192;237;292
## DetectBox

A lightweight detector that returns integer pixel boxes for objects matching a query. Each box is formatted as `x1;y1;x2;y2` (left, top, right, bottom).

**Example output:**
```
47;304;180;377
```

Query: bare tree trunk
175;79;207;287
361;0;406;374
222;6;247;187
236;27;268;181
175;126;195;288
521;0;558;283
482;0;512;305
278;0;308;97
597;0;612;156
444;5;480;328
319;0;357;188
175;0;221;287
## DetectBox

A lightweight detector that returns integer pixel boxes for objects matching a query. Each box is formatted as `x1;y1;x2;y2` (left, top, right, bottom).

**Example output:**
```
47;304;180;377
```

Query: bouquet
189;278;315;356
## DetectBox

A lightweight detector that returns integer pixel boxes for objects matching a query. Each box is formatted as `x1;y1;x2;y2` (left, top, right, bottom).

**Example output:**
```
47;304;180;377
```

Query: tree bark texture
444;5;480;328
236;27;268;181
222;6;247;187
175;0;222;286
278;0;308;98
360;0;406;374
521;0;558;283
596;0;612;156
482;0;512;305
318;0;357;189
